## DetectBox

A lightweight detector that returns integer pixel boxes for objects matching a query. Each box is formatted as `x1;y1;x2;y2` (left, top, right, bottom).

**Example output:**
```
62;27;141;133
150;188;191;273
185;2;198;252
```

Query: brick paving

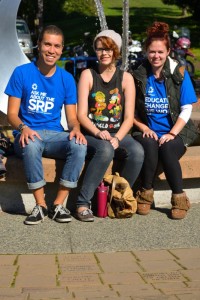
0;249;200;299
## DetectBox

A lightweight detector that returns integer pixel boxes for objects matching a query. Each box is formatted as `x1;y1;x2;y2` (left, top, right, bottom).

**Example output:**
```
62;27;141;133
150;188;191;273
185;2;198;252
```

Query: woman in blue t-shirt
132;21;198;219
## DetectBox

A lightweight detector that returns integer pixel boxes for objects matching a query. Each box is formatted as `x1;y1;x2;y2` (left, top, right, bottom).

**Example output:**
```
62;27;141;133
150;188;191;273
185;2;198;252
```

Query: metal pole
94;0;108;31
121;0;129;71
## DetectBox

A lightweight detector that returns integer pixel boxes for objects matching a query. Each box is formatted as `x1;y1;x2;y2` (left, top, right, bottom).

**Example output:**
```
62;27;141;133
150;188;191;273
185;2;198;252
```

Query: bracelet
168;132;177;137
18;123;28;133
114;135;120;143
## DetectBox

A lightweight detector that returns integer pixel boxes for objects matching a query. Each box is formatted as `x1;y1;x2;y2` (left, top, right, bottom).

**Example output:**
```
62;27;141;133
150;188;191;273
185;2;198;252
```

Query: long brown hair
144;21;171;51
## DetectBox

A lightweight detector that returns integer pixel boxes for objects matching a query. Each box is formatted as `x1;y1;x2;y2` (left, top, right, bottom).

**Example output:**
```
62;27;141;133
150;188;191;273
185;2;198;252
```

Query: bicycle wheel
186;60;195;77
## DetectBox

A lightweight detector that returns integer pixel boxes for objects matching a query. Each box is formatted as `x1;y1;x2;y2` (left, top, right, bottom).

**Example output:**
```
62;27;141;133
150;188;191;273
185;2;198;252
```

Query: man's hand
69;129;87;145
19;127;42;147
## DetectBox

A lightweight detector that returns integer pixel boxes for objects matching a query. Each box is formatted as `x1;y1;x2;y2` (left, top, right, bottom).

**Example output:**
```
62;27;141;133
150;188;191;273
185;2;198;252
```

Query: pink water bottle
97;181;108;218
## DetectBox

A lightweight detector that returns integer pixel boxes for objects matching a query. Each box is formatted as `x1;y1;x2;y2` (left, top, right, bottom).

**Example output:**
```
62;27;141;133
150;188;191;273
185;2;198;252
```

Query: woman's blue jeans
14;130;87;190
76;134;144;208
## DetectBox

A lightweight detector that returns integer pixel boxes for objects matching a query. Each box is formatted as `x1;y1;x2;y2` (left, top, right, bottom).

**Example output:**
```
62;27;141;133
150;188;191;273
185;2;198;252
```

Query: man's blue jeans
14;130;87;190
76;134;144;208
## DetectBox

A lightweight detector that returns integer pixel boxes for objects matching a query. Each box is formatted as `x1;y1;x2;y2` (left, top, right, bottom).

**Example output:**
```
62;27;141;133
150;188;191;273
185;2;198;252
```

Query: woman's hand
109;136;119;150
159;133;175;146
96;130;112;140
96;130;119;149
143;129;158;140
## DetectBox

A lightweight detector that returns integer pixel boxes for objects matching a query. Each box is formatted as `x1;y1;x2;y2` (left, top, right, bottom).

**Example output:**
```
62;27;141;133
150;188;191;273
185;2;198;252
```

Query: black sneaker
49;204;72;223
24;205;48;225
76;208;94;222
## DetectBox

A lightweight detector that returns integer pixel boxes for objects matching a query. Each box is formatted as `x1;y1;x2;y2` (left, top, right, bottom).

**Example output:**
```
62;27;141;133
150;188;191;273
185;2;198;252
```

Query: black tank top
87;67;125;134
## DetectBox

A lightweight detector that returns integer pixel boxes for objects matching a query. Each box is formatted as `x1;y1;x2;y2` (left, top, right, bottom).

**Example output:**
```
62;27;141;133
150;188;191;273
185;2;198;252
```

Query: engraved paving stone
141;271;186;283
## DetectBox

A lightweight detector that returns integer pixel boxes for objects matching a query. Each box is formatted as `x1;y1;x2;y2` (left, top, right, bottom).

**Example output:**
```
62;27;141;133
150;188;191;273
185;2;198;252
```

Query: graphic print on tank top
88;68;124;133
89;88;122;123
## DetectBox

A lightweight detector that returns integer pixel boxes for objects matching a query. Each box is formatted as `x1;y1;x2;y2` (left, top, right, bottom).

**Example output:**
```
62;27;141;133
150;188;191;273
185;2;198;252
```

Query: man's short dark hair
38;25;64;45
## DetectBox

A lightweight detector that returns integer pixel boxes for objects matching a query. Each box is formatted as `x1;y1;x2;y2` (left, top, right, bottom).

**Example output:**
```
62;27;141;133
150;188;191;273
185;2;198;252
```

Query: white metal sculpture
0;0;29;114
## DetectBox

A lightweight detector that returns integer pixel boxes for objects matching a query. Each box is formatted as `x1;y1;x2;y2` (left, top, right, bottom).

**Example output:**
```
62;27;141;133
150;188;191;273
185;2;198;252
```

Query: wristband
18;123;28;133
168;132;176;137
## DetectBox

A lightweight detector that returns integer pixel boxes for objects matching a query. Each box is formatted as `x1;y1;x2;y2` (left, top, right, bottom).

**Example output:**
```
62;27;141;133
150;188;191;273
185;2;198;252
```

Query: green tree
37;0;43;34
63;0;95;15
18;0;95;26
17;0;37;31
18;0;67;23
162;0;200;20
162;0;188;15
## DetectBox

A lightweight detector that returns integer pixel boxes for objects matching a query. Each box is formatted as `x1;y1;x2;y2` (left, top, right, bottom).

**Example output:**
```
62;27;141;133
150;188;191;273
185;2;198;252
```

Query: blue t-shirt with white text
5;62;77;132
145;70;197;138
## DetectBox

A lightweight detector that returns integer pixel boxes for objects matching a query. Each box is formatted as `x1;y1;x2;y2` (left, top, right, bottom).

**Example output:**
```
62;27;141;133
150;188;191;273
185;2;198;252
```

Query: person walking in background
5;25;87;225
75;29;144;222
132;21;198;219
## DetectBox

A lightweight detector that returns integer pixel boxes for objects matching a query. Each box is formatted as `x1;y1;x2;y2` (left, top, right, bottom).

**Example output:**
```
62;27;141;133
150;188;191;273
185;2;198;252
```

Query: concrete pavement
0;203;200;299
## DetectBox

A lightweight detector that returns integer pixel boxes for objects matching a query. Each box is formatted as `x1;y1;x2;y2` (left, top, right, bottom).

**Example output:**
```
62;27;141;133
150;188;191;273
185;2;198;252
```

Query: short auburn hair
94;36;121;61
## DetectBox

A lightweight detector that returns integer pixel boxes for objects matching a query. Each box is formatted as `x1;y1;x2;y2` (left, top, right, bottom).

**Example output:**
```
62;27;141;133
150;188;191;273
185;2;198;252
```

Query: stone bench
1;100;200;213
154;145;200;207
157;145;200;180
0;145;200;213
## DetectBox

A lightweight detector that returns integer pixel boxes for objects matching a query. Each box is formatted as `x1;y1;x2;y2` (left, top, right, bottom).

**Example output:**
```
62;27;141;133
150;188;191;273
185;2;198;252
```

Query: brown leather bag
103;173;137;218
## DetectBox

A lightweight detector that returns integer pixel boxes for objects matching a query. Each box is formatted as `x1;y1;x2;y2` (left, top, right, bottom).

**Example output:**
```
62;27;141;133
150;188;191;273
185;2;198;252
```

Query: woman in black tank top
75;29;144;222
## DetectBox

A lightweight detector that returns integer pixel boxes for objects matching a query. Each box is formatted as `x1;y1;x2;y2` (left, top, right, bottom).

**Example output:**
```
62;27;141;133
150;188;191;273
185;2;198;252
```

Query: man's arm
65;104;87;145
7;96;22;129
7;96;41;147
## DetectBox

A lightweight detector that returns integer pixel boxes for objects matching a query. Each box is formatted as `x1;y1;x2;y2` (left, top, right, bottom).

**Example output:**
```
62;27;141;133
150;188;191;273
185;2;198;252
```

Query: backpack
103;173;137;218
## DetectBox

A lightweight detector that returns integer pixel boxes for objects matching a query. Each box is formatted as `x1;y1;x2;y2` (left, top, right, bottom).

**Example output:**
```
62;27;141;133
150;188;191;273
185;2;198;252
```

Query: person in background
0;131;10;176
75;29;144;222
132;21;198;219
0;155;6;176
5;25;87;225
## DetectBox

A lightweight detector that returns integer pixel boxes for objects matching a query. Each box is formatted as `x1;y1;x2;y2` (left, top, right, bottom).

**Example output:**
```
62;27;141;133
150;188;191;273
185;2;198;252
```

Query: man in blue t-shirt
5;25;87;225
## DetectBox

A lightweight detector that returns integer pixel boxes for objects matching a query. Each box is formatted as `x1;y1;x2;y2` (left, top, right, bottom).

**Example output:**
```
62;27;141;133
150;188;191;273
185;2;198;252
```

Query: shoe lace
31;205;45;220
52;204;70;220
81;208;93;216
